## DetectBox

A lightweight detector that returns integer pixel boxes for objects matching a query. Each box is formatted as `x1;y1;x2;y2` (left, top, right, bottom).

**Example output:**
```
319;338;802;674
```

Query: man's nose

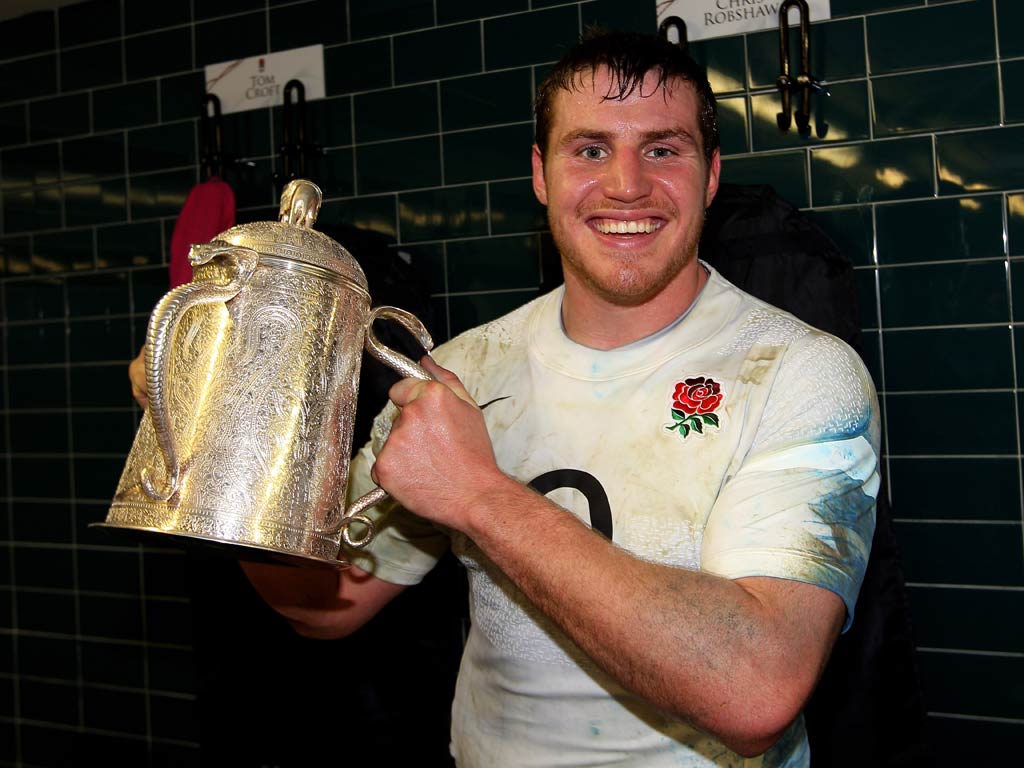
602;153;651;202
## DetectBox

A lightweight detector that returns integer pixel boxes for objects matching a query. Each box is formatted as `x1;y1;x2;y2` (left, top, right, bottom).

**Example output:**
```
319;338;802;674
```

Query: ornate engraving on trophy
98;180;433;566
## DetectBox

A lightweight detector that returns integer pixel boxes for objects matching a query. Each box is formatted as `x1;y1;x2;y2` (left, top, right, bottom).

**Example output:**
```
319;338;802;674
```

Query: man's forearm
459;476;842;757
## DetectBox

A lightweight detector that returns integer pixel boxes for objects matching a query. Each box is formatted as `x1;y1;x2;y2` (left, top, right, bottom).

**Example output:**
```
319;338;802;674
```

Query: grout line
0;711;200;741
8;541;196;556
1;585;188;604
1;209;22;763
861;10;871;81
119;0;128;90
138;540;153;752
858;59;995;85
993;0;1005;126
905;582;1024;591
393;194;401;243
349;93;358;196
803;147;812;208
155;78;163;126
1000;189;1024;557
437;81;445;188
883;387;1018;396
485;182;492;238
189;0;197;72
917;647;1024;658
868;202;893;503
741;32;753;152
264;0;272;58
893;518;1022;525
266;98;276;184
52;11;62;97
479;19;486;71
864;22;876;143
927;711;1024;725
56;140;66;231
5;672;199;700
388;34;395;89
878;320;1023;331
888;454;1022;459
856;253;1021;270
442;240;450;341
60;261;86;734
123;128;133;224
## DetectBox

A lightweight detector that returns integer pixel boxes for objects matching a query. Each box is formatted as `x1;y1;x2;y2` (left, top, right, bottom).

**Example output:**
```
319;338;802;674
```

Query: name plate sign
656;0;831;42
205;44;325;115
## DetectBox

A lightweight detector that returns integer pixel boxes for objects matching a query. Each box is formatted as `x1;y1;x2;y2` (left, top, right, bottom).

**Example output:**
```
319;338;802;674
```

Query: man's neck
560;263;708;350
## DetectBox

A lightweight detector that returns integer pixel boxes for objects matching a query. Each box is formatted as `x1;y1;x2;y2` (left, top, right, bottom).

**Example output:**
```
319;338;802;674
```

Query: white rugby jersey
347;266;880;767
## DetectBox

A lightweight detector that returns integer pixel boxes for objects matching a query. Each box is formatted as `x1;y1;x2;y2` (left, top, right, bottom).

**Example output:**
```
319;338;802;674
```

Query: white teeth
594;219;661;234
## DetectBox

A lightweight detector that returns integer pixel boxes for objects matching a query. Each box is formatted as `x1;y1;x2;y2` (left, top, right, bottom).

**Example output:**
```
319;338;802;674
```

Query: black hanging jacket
700;183;930;768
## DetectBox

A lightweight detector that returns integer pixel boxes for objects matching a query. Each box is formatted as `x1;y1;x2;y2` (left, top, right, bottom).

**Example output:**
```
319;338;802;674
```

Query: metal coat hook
275;79;321;188
658;15;688;53
776;0;823;136
200;94;226;179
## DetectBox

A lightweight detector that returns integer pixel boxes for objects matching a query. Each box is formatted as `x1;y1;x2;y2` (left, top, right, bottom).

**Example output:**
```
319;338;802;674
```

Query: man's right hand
241;561;406;639
129;346;147;408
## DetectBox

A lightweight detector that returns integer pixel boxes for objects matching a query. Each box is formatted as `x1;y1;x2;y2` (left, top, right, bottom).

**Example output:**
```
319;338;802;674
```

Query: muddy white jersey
348;266;880;767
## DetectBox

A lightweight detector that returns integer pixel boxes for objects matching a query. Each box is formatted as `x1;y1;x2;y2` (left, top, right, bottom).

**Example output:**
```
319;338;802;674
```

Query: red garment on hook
168;177;236;288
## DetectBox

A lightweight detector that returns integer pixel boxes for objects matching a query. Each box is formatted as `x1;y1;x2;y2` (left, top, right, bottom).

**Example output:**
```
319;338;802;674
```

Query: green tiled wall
0;0;1020;765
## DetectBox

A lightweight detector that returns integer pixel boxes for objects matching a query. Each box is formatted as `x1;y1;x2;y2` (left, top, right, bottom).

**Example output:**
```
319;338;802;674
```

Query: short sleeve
701;333;880;631
344;404;450;585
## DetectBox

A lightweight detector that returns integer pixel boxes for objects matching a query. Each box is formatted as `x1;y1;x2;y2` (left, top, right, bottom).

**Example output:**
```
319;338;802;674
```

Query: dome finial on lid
278;179;322;229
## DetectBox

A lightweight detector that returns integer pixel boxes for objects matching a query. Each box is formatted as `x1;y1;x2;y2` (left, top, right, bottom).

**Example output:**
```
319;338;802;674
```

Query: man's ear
704;149;721;209
531;144;548;206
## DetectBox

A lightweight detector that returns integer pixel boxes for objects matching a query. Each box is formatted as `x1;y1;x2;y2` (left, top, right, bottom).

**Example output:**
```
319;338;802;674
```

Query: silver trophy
96;180;430;567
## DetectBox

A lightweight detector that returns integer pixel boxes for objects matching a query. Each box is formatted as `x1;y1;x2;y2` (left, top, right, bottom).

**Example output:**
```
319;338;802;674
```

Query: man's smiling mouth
592;218;663;234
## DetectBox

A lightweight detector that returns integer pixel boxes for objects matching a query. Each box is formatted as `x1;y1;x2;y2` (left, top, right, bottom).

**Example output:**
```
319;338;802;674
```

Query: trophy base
89;522;352;569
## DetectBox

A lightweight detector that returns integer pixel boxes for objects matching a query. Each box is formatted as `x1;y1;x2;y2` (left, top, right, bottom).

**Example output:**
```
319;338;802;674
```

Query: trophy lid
212;179;368;290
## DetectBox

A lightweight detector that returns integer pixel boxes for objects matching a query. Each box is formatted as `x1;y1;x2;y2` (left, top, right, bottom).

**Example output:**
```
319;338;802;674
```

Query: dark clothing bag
701;183;931;768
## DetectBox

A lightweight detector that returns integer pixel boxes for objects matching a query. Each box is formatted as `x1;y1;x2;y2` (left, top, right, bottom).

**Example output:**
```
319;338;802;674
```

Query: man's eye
581;146;607;160
648;147;675;159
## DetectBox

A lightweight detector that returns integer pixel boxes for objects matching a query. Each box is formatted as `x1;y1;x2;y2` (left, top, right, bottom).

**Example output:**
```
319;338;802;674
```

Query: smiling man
532;60;718;347
243;30;880;767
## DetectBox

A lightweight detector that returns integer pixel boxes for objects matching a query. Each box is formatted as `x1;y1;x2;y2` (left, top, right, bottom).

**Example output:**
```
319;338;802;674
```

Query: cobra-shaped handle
140;242;259;501
330;306;434;550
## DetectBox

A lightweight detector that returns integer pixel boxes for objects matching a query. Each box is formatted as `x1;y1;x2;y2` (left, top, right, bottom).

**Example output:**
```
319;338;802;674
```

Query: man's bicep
702;433;878;631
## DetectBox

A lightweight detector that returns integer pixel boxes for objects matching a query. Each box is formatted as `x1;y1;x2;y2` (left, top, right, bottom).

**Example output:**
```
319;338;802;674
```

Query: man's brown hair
534;29;719;165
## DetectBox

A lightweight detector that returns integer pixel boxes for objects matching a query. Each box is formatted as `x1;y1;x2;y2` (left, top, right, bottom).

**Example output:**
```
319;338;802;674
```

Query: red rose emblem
667;375;723;439
671;376;722;415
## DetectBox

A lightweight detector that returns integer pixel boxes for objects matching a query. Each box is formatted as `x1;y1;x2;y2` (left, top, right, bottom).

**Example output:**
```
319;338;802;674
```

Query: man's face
532;68;720;307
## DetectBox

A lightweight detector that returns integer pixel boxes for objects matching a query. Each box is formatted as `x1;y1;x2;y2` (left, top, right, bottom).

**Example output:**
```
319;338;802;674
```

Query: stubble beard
551;205;705;309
